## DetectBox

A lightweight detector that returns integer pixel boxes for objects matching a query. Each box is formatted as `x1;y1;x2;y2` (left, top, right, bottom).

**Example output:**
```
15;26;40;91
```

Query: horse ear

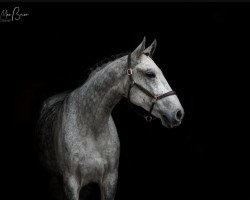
131;37;146;62
143;39;157;57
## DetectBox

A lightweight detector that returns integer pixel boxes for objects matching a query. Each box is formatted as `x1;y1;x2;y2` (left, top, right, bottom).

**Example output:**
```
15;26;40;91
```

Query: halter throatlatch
126;53;176;122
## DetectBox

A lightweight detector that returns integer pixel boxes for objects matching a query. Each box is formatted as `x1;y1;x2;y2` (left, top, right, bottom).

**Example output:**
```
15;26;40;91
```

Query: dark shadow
79;183;101;200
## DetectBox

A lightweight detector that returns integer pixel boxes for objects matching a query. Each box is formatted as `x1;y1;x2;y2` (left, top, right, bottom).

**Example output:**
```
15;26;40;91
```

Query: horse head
126;37;184;128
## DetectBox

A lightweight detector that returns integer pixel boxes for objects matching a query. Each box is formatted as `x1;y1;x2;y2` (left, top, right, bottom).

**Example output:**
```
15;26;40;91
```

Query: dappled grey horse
37;37;184;200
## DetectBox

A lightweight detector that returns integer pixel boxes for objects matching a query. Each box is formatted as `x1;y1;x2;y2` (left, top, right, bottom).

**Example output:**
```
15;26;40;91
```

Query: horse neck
72;56;128;131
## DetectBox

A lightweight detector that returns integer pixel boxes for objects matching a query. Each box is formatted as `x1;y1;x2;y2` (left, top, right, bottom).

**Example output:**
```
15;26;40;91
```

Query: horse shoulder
100;116;120;169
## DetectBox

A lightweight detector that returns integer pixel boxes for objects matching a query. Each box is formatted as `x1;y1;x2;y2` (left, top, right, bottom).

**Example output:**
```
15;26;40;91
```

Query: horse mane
39;52;129;116
81;51;129;85
39;52;129;121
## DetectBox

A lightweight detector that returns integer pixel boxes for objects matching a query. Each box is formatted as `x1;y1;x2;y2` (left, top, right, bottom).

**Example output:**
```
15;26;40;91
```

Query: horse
37;37;184;200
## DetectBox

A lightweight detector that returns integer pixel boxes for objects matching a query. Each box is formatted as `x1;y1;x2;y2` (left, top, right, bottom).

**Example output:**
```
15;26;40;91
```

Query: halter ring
127;69;133;75
145;115;153;122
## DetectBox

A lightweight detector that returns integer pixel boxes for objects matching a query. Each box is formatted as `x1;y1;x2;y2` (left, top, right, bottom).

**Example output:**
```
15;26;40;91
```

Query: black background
3;2;250;200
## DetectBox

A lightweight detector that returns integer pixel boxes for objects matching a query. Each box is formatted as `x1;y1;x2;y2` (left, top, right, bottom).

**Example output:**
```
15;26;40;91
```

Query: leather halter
126;53;176;122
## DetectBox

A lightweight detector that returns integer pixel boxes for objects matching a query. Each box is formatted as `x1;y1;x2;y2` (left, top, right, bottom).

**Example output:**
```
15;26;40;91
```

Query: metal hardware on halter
127;69;133;75
144;115;153;122
126;53;176;122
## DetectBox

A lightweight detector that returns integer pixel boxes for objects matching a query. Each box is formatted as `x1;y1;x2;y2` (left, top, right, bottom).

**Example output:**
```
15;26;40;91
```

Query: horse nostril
175;110;183;121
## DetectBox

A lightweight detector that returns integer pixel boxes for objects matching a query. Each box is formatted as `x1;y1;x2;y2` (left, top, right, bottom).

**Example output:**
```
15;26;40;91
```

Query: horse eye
145;71;156;78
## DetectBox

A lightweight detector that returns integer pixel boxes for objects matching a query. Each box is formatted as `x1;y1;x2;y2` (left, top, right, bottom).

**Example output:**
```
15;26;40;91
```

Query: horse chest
77;135;119;178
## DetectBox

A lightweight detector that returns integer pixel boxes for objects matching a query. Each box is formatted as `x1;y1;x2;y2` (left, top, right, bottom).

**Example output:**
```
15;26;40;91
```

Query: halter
126;53;176;122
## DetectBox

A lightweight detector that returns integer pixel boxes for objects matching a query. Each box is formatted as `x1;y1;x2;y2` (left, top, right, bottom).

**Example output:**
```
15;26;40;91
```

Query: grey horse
37;37;184;200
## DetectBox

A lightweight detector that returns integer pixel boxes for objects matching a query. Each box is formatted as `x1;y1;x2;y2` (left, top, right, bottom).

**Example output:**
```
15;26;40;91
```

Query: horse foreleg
100;171;118;200
63;175;80;200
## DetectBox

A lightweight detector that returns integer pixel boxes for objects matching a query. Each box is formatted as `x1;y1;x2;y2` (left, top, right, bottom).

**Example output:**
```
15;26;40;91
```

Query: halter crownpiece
126;53;176;122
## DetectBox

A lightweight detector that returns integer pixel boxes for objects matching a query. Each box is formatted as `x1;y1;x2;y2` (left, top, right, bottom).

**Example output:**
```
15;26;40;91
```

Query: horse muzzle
160;108;184;128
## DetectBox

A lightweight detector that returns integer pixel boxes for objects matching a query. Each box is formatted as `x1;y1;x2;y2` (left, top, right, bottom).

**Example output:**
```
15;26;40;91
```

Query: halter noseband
126;53;176;122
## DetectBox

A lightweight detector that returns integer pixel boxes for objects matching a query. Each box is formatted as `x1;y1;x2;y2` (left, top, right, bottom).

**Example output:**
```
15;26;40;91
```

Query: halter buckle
145;115;153;122
127;68;133;76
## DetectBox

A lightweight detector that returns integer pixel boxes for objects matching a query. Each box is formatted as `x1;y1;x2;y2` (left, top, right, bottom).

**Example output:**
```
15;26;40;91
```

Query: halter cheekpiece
126;53;176;122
